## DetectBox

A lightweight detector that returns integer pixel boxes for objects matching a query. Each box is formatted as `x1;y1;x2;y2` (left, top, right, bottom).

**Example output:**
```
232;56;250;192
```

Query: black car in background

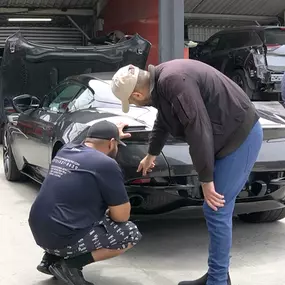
0;31;151;143
190;26;285;100
3;72;285;223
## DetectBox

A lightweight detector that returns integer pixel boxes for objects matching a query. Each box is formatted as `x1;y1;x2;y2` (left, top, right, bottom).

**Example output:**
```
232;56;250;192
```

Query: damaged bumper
252;49;285;92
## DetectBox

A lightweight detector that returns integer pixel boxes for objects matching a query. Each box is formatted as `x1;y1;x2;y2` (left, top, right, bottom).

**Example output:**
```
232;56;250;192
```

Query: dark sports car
3;72;285;223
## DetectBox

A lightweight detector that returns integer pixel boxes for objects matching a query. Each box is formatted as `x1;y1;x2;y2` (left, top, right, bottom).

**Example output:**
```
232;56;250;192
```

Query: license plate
271;74;284;82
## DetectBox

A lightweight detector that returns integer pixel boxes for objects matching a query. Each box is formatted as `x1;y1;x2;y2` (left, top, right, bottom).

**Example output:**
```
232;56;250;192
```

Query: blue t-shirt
28;143;129;249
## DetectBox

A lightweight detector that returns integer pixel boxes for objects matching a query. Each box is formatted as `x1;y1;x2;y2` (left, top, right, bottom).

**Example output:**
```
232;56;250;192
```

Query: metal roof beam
0;8;93;16
184;13;278;23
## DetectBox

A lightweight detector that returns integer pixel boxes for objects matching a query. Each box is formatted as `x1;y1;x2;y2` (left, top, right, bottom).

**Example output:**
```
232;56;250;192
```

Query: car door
197;36;222;68
16;82;85;170
201;35;236;72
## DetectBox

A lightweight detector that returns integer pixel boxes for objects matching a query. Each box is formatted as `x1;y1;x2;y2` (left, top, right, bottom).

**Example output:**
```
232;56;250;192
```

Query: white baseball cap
111;64;140;113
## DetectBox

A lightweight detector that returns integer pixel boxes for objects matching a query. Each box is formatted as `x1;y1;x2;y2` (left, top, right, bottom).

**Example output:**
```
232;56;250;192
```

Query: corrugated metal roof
0;0;98;9
185;0;285;16
185;18;257;27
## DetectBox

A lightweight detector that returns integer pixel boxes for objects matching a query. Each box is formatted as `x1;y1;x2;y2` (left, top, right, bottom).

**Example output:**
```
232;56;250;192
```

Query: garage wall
101;0;159;66
0;26;84;47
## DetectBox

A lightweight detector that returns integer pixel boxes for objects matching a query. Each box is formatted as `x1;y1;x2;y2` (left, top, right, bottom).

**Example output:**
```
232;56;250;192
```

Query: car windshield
265;28;285;45
88;79;122;105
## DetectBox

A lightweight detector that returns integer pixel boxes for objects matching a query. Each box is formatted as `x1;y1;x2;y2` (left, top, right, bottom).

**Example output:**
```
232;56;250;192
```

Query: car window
43;83;84;112
65;79;121;111
207;37;220;47
222;33;243;49
68;88;95;112
239;31;263;47
89;79;121;106
218;31;263;50
246;31;263;46
215;35;230;51
203;36;220;52
265;28;285;45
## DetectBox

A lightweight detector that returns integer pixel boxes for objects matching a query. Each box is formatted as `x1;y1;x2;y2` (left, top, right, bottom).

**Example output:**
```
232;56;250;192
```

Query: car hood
80;101;285;140
84;105;158;130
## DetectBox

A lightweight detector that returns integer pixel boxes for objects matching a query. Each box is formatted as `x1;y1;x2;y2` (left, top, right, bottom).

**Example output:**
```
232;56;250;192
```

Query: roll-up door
187;26;224;42
0;26;84;47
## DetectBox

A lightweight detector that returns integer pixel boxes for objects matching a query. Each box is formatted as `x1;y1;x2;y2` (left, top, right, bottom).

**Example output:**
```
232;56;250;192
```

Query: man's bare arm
108;202;131;223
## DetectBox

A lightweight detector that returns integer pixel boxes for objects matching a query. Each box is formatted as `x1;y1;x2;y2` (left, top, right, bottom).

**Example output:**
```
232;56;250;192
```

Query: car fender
4;123;25;171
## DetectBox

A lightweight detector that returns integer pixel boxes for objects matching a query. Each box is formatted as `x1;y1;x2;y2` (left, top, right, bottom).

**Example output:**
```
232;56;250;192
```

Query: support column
159;0;184;63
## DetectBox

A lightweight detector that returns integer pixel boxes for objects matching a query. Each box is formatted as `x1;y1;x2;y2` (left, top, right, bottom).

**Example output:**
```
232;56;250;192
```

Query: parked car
0;31;151;143
190;26;285;100
3;72;285;223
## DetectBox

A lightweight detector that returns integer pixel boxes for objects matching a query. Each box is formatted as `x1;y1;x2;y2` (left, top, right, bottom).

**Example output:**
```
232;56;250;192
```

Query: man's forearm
148;132;169;155
148;113;169;155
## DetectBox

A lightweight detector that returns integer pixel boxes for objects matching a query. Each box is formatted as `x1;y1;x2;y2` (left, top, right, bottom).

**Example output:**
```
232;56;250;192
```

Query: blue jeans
204;121;263;285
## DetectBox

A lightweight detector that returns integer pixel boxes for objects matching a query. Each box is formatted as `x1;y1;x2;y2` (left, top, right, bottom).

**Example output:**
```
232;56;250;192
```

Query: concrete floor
0;153;285;285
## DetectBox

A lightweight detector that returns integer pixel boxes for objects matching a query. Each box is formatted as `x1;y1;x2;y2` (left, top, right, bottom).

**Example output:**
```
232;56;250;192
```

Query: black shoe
178;272;231;285
37;252;60;276
49;259;94;285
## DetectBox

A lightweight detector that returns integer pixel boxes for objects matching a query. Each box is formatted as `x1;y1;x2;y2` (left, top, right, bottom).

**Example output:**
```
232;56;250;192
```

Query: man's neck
148;64;155;94
84;142;107;155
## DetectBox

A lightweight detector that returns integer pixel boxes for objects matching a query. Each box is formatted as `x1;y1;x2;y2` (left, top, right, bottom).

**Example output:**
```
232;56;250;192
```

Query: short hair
134;69;150;92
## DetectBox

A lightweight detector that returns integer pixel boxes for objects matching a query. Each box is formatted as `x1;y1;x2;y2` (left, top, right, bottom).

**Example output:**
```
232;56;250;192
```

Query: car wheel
230;69;254;99
239;208;285;223
3;128;24;181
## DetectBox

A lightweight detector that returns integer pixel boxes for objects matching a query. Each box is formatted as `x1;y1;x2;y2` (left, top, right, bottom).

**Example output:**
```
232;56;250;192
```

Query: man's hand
202;182;225;211
137;154;156;176
116;122;131;140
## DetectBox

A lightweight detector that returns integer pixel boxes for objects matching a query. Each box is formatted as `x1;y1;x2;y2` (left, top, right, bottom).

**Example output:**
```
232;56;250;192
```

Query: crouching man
28;121;142;285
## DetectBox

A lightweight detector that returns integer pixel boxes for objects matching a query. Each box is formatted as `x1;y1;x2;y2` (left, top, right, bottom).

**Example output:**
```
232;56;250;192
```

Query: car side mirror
12;94;40;113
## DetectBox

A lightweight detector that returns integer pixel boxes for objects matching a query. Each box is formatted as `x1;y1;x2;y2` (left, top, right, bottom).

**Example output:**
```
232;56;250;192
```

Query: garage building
0;1;284;66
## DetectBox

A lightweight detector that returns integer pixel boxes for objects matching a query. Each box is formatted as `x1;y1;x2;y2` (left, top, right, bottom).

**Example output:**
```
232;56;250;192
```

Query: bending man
111;59;263;285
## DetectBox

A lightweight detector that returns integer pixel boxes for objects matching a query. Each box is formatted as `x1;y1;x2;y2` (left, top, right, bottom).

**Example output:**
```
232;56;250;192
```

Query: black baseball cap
86;120;126;146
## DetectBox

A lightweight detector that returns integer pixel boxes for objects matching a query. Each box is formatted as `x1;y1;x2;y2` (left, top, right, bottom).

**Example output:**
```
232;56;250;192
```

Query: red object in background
184;48;189;59
102;0;159;66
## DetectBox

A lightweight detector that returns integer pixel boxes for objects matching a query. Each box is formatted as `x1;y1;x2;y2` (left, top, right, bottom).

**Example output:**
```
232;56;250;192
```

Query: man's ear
109;138;116;149
132;92;143;100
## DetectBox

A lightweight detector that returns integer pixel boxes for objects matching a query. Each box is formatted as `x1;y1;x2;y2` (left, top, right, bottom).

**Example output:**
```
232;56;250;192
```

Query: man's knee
124;221;142;246
203;201;235;223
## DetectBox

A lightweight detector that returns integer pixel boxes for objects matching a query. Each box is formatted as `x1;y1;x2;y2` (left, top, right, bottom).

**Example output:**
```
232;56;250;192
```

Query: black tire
3;127;24;181
239;208;285;223
230;69;254;99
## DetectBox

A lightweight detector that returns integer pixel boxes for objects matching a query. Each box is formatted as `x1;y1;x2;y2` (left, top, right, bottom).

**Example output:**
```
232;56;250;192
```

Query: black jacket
148;59;259;182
